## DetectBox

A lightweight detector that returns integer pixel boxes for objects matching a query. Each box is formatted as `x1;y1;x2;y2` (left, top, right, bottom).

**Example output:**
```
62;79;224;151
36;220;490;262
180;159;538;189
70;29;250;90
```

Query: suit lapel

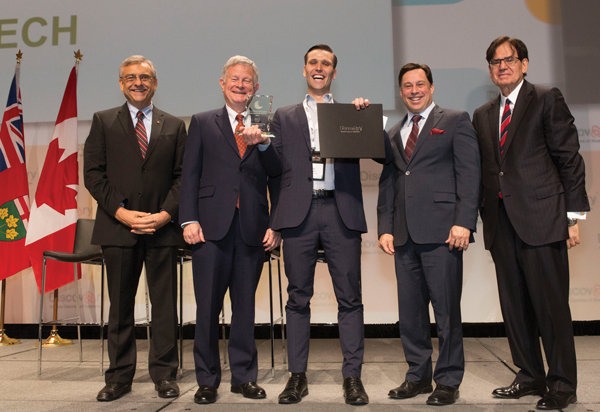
215;105;242;158
501;80;533;162
409;106;443;162
116;103;144;161
144;107;164;162
395;115;409;163
294;103;312;153
486;96;501;163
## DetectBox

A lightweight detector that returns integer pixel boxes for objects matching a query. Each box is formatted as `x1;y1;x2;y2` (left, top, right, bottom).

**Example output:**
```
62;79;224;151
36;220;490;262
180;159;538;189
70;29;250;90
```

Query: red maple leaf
35;139;78;214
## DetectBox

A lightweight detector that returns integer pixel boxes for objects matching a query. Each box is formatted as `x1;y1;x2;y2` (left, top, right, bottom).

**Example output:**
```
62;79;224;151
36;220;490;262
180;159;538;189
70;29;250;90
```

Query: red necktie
136;111;148;158
499;99;511;157
234;114;246;208
498;99;511;199
405;115;422;160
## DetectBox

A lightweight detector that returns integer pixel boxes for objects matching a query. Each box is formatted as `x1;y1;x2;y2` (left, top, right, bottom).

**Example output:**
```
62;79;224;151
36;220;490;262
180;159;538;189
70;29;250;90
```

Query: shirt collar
304;93;333;108
225;104;249;123
502;80;524;106
408;101;435;124
127;102;153;118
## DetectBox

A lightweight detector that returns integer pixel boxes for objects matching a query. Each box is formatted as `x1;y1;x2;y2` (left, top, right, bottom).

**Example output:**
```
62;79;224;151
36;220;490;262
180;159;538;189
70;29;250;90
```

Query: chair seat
43;250;103;263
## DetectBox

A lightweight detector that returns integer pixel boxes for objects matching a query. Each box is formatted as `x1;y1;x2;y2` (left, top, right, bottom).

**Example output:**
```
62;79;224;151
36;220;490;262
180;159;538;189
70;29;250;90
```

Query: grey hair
119;55;157;78
221;55;259;84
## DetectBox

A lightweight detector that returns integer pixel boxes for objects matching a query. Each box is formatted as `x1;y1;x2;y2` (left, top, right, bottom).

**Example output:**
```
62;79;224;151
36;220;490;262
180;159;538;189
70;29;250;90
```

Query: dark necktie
405;115;422;160
499;99;512;157
136;111;148;158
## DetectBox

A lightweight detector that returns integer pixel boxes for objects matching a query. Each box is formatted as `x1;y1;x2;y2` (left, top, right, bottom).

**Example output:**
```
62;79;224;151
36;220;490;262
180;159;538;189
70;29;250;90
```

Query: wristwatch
567;218;578;227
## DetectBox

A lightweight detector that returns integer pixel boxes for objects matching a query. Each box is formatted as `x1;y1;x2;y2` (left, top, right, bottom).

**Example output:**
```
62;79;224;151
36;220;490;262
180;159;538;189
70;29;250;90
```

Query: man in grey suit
270;44;377;405
378;63;480;406
473;37;589;410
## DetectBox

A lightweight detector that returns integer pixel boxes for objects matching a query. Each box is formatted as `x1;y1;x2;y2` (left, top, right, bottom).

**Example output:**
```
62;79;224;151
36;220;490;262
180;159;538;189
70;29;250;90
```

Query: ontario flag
25;66;79;293
0;62;31;281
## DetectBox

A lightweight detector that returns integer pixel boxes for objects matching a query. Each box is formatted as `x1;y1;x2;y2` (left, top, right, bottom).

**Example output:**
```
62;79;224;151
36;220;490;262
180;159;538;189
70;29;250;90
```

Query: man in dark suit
179;56;282;405
472;37;590;410
84;55;186;401
378;63;480;406
270;44;377;406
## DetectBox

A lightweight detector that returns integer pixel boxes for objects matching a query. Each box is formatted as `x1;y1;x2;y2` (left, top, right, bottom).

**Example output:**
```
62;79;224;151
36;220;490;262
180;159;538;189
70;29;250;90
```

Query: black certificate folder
317;103;384;158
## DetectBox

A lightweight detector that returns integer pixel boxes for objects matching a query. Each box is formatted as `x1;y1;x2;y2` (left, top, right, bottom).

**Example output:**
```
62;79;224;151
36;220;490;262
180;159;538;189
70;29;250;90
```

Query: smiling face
220;64;259;113
303;49;337;100
489;41;528;96
119;63;157;110
399;68;434;115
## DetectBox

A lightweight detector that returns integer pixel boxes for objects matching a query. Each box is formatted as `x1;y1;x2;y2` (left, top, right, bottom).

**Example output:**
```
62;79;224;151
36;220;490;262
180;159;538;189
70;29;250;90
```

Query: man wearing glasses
84;55;186;402
472;37;589;410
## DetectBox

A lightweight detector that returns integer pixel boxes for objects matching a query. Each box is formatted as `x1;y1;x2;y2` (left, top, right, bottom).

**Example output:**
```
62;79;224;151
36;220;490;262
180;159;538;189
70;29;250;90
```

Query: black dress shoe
389;380;433;399
343;376;369;405
96;382;132;402
536;390;577;410
155;380;179;398
194;385;218;404
492;381;546;399
231;382;267;399
426;384;459;405
278;372;308;404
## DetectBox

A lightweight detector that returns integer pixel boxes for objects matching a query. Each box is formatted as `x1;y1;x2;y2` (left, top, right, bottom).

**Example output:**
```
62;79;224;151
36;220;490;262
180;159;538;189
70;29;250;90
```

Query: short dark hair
304;44;338;69
486;36;529;64
398;63;433;87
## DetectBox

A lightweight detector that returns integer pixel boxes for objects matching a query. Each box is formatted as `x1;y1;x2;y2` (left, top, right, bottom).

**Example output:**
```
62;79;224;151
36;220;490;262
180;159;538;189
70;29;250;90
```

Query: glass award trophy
246;95;274;138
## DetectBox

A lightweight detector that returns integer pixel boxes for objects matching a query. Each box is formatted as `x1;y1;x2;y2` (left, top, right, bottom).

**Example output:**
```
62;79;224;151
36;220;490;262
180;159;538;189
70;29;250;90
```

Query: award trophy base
0;329;20;346
36;330;73;347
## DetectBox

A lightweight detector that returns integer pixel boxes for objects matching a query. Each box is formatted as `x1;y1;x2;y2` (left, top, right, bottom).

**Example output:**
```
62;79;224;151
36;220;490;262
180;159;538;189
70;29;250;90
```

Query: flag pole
38;50;84;348
0;50;25;347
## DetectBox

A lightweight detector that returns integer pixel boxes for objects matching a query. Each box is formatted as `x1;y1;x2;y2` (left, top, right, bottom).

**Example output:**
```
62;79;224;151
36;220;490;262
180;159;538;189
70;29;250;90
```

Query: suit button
499;172;504;176
142;168;146;173
308;177;313;182
239;166;243;172
138;192;142;197
405;171;410;176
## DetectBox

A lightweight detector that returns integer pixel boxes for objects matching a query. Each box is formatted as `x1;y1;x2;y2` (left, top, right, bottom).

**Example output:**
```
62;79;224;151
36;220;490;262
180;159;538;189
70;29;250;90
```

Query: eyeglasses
120;74;155;83
489;56;521;68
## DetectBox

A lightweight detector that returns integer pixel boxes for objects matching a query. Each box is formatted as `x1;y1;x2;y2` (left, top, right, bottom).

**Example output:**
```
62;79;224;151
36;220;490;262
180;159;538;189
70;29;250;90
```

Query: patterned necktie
405;115;422;160
234;114;247;158
234;114;247;208
136;111;148;158
499;99;512;157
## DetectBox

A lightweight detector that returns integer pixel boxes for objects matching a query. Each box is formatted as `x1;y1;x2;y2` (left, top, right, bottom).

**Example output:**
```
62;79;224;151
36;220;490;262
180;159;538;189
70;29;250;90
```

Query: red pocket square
430;128;445;135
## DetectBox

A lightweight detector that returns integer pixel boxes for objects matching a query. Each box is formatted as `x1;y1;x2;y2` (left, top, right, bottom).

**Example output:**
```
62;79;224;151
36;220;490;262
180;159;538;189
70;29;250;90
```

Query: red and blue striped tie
136;110;148;158
499;99;511;157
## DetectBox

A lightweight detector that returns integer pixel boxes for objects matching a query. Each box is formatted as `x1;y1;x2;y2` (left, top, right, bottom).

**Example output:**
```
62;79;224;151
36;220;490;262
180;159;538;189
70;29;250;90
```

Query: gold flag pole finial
16;50;23;64
74;49;83;62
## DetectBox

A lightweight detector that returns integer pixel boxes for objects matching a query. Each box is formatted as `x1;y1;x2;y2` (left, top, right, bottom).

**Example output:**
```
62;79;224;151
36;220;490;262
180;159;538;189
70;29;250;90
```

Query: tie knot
236;114;244;123
412;115;422;125
505;98;511;106
137;111;144;120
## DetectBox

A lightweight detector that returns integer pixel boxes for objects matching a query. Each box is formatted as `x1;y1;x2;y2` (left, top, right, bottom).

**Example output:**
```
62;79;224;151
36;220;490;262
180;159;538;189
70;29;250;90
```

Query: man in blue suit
378;63;480;406
270;44;377;406
179;55;282;404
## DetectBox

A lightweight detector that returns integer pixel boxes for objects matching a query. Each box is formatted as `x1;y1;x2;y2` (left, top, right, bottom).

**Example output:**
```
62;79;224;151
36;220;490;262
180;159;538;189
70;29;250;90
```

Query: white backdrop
1;0;599;325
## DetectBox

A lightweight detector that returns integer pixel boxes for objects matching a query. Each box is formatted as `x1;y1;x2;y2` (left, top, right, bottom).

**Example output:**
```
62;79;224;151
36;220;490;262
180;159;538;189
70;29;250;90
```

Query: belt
312;190;334;199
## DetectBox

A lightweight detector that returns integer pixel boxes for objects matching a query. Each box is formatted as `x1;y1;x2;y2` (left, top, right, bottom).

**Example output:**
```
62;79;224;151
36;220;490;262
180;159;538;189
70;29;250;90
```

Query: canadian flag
25;66;79;293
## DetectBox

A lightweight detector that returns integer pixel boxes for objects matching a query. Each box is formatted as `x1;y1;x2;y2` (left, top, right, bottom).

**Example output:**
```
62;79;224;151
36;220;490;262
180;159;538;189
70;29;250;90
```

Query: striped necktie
499;99;511;157
405;115;422;160
136;111;148;158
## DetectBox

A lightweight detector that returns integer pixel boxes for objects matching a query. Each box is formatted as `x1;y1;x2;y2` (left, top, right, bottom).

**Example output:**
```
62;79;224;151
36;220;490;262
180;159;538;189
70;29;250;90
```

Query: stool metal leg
37;257;47;376
100;259;105;375
268;256;275;377
73;263;82;362
179;254;184;374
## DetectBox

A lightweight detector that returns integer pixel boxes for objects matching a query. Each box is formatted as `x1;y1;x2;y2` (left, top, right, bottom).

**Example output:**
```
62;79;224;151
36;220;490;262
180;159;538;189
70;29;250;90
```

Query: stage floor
0;337;598;411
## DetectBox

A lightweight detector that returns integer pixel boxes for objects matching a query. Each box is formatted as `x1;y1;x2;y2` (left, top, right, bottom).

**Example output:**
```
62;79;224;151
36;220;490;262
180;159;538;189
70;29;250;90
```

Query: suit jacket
472;80;590;249
179;106;282;247
84;103;187;247
269;103;368;233
378;105;480;246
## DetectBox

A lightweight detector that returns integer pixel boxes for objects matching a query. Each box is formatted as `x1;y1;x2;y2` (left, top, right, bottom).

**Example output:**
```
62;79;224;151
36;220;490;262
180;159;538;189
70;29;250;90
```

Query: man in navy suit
473;37;589;410
270;44;377;405
377;63;480;406
179;56;282;404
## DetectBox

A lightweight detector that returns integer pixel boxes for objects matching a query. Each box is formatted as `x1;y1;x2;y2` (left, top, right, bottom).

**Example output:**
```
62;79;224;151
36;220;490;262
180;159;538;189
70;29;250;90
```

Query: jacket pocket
535;182;564;200
433;191;456;203
198;185;215;199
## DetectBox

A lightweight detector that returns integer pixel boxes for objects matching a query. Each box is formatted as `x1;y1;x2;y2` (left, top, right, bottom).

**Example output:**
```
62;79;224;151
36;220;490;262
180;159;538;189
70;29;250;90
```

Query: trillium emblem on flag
0;202;26;241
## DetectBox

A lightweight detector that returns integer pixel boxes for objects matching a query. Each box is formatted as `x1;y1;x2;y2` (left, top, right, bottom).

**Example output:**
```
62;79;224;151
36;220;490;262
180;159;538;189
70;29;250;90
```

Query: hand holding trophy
242;95;274;145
